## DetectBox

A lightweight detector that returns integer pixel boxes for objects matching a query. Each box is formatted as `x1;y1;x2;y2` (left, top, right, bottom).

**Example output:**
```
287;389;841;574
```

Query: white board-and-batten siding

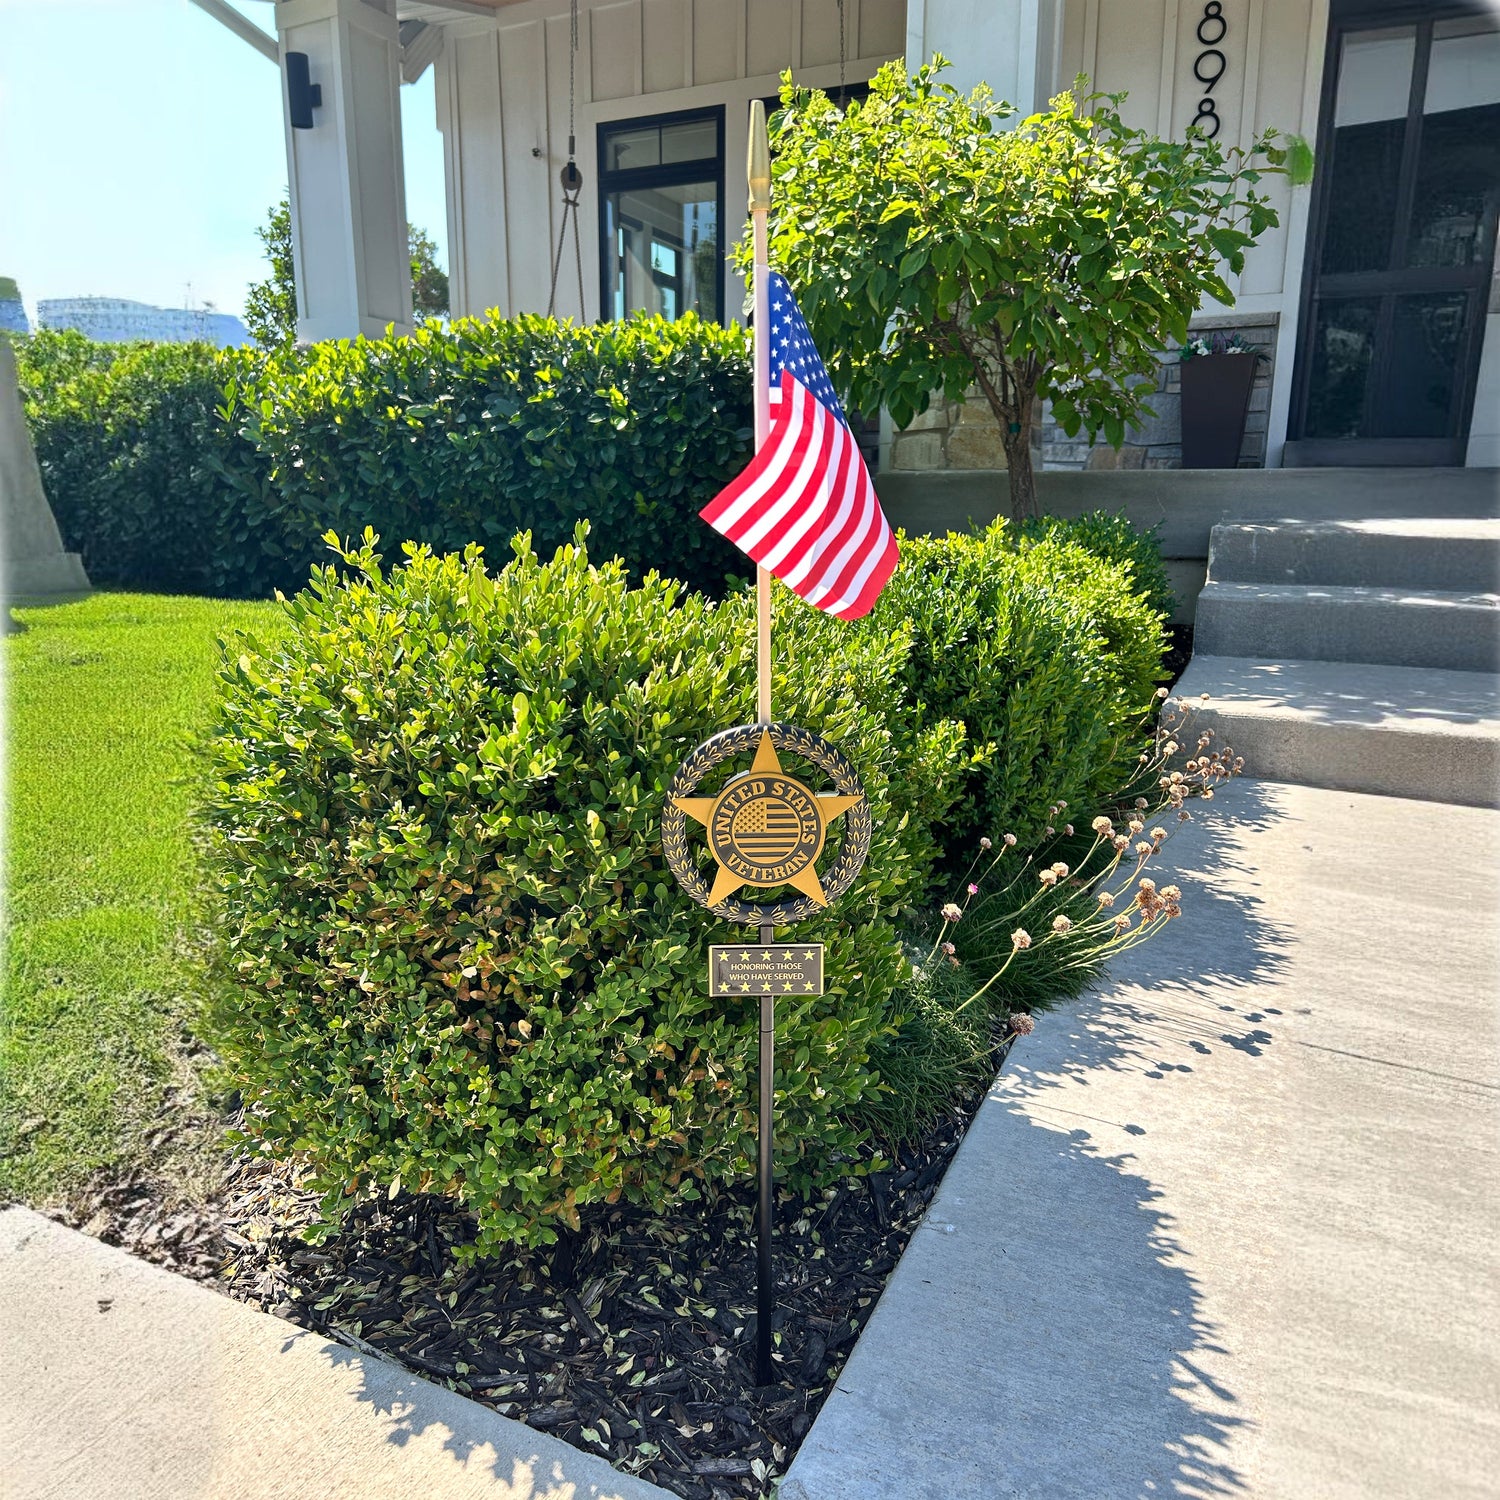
434;0;907;324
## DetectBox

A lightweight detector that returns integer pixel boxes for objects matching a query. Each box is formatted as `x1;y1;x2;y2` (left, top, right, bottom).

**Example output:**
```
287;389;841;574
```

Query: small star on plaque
803;980;815;991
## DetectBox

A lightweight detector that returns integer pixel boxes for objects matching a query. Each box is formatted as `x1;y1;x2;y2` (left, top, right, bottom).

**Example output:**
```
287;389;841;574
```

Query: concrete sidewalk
0;1208;671;1500
784;778;1500;1499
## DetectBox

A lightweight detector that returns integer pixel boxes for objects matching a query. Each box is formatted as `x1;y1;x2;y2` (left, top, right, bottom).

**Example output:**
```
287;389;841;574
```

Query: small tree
758;60;1308;518
245;198;449;347
245;198;297;348
408;224;449;321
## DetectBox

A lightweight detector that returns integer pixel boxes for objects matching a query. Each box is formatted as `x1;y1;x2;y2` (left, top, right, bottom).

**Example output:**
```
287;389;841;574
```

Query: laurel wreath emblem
662;722;872;927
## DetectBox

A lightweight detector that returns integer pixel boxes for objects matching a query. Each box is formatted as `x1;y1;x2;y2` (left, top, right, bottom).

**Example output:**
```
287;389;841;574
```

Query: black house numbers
1190;1;1228;139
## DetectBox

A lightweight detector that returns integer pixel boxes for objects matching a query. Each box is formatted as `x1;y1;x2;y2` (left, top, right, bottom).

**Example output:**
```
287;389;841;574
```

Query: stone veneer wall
887;313;1279;474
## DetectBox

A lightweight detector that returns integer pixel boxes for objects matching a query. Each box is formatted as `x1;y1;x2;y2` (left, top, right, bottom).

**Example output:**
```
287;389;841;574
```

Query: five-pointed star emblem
672;730;861;909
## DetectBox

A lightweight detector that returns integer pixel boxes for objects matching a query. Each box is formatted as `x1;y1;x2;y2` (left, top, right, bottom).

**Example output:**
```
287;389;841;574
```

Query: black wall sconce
286;52;322;129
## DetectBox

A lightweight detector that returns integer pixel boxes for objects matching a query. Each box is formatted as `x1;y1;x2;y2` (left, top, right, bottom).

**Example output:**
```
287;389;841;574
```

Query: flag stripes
701;372;897;621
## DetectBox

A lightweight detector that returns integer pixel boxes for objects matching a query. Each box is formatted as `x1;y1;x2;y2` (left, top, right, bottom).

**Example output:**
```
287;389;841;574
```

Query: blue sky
0;0;448;323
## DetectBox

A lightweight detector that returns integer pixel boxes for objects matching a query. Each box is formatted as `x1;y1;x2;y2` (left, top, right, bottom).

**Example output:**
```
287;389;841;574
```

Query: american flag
700;272;897;621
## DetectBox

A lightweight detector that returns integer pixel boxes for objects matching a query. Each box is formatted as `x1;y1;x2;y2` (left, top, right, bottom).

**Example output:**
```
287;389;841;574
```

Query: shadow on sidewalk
953;776;1292;1497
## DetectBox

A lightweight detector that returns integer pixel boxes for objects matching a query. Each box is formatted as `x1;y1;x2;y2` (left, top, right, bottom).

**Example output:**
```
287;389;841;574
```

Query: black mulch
1163;623;1194;688
57;1037;1015;1500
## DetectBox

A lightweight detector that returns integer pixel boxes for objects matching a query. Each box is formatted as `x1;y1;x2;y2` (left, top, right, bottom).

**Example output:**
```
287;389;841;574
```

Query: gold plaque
709;943;824;997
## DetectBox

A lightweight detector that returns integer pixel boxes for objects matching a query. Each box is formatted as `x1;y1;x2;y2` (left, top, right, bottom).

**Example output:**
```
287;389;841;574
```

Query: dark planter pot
1180;352;1258;468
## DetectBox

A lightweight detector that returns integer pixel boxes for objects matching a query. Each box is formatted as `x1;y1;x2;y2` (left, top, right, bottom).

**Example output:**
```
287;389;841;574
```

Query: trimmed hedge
1017;508;1176;622
12;333;256;594
201;529;940;1257
864;521;1166;864
17;314;754;599
229;314;753;598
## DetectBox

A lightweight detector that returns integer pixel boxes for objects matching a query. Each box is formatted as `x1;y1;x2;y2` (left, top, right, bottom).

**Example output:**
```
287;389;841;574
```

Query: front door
1288;4;1500;465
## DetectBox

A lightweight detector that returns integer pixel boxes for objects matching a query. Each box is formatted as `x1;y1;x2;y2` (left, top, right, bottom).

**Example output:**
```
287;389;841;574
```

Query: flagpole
746;97;779;1389
748;100;772;728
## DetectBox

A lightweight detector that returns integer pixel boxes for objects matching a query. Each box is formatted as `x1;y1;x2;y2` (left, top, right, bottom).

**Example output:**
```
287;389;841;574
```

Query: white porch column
905;0;1063;116
275;0;412;342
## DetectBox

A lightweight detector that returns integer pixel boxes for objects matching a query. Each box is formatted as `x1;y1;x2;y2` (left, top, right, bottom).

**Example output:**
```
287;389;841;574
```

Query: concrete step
1175;655;1500;806
1208;519;1500;592
1193;580;1500;672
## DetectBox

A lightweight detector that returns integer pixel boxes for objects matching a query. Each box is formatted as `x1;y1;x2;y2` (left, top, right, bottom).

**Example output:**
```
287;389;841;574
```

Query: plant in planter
1177;331;1264;469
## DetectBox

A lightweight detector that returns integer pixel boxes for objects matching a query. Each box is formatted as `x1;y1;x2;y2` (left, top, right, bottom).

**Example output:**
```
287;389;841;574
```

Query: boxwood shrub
200;528;946;1257
862;521;1166;865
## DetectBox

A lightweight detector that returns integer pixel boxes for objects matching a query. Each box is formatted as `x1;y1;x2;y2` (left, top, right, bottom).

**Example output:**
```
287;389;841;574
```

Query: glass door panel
603;183;720;323
1306;298;1379;439
1379;293;1468;438
1291;9;1500;463
1321;27;1414;274
597;109;724;326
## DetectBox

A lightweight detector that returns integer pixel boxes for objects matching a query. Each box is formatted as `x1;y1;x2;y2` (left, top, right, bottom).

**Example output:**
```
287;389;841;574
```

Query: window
598;108;724;324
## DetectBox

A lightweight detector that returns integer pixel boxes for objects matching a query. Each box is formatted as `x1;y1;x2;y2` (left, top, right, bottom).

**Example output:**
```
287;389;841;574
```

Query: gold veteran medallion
662;722;871;927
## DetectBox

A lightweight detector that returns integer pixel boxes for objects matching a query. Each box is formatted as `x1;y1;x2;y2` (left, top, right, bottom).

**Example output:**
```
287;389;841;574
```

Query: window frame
596;104;727;326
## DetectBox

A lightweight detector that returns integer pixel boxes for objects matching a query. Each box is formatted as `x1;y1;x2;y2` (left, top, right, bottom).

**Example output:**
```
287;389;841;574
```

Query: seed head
1011;928;1032;950
1050;862;1069;878
941;941;956;956
1096;890;1116;907
1038;869;1058;887
1003;832;1018;847
1052;914;1073;933
1064;823;1074;836
980;837;993;851
941;902;963;922
1092;816;1113;834
1009;1012;1036;1035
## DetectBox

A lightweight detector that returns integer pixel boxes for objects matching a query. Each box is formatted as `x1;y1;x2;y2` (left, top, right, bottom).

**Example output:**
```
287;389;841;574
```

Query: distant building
36;297;248;349
0;278;28;336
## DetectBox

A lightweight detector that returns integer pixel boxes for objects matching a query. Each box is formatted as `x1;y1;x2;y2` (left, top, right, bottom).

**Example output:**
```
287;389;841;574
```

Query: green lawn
1;592;283;1204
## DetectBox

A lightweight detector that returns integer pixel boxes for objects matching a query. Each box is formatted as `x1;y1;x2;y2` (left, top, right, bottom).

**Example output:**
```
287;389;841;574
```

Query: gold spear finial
748;99;771;212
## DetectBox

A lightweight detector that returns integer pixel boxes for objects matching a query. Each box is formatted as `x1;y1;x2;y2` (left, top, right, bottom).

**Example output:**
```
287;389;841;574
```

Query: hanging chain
837;0;846;100
548;0;585;319
567;0;578;161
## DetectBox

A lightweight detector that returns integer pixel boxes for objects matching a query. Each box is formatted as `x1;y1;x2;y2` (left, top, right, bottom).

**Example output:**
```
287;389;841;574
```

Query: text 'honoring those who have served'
708;944;825;997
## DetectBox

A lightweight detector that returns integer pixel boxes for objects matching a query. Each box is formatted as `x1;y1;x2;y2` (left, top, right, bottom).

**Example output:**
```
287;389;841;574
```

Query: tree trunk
1001;393;1038;521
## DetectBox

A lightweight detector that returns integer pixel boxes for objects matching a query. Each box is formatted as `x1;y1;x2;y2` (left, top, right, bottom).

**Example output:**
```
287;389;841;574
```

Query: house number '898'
1191;1;1227;139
